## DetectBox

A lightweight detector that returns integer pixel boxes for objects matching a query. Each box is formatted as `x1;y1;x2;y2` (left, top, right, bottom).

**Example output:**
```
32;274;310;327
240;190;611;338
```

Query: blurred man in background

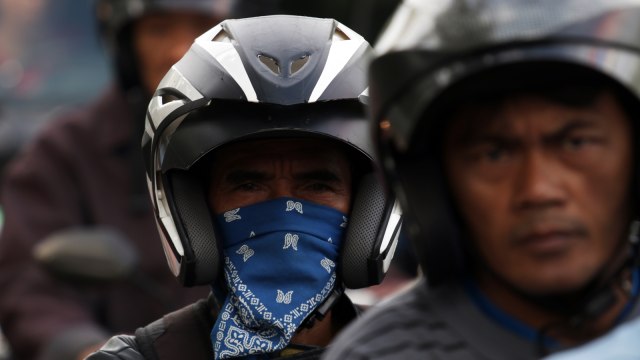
0;1;226;359
0;0;110;178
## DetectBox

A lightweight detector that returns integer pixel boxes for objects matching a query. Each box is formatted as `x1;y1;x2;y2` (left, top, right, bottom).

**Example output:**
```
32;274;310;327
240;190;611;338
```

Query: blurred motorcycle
0;227;167;360
33;227;138;284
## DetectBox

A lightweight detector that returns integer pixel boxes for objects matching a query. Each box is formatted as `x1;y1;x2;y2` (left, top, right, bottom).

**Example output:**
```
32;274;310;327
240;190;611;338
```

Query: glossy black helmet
370;0;640;287
143;15;402;287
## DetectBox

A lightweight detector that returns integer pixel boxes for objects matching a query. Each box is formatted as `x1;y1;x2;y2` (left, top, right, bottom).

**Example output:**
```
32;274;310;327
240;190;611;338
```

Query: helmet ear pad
166;170;222;286
166;170;401;288
340;172;401;289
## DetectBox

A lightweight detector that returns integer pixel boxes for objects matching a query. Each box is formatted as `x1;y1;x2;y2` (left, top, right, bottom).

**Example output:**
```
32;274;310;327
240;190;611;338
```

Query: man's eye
236;183;260;191
564;136;591;150
481;145;508;162
306;183;333;192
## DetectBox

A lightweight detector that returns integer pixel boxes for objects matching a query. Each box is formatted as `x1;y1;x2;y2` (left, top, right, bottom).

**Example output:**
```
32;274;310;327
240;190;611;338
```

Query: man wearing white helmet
88;15;402;360
0;1;224;359
325;0;640;359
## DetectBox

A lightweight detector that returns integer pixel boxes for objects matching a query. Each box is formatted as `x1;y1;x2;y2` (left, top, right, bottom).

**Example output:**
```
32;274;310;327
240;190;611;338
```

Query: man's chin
527;279;588;295
514;260;596;295
516;277;596;312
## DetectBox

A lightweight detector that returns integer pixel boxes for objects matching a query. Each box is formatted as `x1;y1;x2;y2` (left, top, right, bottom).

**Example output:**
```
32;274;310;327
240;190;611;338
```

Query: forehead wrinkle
212;154;279;182
212;138;350;178
292;169;342;182
220;153;341;181
287;155;343;178
448;105;508;145
500;97;610;143
224;169;274;183
451;94;607;146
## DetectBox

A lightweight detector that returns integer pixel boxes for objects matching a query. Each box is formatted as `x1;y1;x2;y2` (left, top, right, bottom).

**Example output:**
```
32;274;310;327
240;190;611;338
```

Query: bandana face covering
211;197;347;359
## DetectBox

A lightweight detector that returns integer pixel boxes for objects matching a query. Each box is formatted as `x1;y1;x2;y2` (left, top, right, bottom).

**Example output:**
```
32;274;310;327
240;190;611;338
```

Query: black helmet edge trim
376;42;640;155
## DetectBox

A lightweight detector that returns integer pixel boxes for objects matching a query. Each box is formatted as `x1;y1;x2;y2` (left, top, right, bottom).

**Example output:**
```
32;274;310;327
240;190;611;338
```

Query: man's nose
269;180;295;200
513;150;565;211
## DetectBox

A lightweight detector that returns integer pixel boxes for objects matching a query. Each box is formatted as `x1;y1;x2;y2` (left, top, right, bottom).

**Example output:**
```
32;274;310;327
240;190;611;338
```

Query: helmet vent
258;54;281;75
212;29;232;43
333;28;350;41
291;55;310;74
161;93;180;105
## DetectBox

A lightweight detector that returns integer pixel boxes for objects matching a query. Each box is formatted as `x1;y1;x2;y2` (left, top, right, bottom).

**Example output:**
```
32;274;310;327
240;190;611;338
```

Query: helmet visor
160;100;373;173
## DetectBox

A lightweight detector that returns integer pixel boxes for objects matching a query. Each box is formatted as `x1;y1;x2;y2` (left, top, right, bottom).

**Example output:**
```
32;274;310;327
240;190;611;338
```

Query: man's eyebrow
543;118;599;143
450;116;504;145
224;170;273;183
455;117;599;146
456;126;514;146
293;170;342;182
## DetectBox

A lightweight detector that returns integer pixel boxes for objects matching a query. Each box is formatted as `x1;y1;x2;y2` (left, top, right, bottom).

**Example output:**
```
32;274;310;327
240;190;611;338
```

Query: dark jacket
87;294;360;360
0;86;207;360
322;278;640;360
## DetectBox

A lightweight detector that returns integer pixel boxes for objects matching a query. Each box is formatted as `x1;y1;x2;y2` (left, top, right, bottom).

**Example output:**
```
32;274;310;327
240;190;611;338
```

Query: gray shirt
323;278;640;360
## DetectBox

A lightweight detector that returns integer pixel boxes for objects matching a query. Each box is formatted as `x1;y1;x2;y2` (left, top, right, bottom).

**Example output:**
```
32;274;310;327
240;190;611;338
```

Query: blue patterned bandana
212;197;347;359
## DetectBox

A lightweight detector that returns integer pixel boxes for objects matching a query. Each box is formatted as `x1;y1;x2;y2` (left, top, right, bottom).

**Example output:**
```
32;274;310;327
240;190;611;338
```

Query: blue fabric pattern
211;197;347;359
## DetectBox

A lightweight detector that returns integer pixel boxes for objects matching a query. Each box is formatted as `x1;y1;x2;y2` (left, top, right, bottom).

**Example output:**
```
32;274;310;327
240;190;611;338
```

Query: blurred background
229;0;401;43
0;0;405;215
0;0;110;181
0;1;414;359
0;1;110;358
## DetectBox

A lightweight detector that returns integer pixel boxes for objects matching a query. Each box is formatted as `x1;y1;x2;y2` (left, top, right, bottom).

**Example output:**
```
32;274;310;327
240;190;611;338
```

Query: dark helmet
95;0;226;92
142;15;402;287
370;0;640;287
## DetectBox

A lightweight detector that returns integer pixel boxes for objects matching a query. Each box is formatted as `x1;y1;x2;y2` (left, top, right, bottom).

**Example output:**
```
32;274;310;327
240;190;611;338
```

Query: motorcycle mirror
33;227;138;284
